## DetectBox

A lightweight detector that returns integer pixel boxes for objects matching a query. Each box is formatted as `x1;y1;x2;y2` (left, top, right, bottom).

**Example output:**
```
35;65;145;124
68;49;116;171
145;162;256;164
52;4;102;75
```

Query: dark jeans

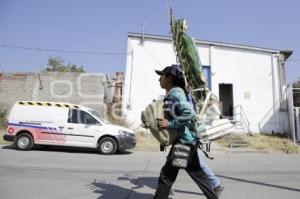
153;145;218;199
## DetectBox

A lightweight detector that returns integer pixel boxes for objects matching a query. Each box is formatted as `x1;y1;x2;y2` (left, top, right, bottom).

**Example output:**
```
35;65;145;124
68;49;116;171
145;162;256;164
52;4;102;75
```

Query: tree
292;80;300;107
45;57;85;73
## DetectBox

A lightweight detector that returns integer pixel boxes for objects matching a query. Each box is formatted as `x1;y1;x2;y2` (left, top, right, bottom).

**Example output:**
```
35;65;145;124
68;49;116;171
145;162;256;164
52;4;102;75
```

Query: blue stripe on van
8;123;95;138
8;123;49;129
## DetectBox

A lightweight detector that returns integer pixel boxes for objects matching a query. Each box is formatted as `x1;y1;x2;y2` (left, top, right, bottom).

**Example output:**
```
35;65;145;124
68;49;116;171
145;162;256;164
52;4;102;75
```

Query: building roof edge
127;32;293;60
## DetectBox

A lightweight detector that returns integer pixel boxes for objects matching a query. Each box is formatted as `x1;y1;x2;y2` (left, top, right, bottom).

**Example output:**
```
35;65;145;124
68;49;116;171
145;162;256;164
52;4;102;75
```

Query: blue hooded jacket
164;87;197;144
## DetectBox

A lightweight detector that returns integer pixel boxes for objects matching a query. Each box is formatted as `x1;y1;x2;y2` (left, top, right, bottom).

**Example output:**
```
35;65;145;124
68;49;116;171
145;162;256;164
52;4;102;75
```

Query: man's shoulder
168;88;186;102
169;87;185;97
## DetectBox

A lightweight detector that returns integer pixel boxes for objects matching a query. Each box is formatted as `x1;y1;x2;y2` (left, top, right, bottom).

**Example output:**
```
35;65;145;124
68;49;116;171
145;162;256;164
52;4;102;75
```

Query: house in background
122;32;297;138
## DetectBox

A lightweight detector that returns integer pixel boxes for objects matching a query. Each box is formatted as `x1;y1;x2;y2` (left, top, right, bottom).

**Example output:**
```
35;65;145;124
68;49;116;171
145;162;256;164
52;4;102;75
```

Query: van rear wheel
16;133;34;151
99;137;117;155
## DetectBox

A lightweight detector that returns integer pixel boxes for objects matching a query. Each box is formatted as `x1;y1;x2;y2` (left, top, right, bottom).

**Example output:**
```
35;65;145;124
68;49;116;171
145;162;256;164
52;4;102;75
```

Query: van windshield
88;110;111;124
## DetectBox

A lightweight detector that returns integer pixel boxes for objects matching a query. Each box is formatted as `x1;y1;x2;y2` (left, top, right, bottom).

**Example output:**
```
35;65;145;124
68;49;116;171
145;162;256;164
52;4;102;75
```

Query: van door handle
68;127;74;130
58;126;64;129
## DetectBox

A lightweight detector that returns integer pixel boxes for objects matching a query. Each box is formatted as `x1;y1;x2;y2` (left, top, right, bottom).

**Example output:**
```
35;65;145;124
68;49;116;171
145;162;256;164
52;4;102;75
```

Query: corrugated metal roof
127;32;293;60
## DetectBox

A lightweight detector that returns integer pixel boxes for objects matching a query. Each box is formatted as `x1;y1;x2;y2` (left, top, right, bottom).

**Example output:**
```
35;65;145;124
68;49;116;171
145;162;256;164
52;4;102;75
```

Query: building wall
123;36;289;134
0;72;107;114
0;73;35;107
123;37;176;126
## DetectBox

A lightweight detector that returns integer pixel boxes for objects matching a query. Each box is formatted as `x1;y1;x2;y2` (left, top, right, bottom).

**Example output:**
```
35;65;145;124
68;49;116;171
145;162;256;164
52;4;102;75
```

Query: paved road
0;144;300;199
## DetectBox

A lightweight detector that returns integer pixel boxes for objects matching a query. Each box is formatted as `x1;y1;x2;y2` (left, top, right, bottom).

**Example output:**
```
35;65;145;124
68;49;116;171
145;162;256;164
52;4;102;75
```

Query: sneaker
214;184;224;197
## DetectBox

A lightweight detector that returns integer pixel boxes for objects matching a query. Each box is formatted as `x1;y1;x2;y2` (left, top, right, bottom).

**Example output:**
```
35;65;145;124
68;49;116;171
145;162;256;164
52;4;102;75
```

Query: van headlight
118;130;134;137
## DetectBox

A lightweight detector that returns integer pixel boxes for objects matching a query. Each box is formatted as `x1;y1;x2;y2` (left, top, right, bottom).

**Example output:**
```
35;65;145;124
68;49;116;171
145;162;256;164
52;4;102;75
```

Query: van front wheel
99;137;117;155
16;133;34;151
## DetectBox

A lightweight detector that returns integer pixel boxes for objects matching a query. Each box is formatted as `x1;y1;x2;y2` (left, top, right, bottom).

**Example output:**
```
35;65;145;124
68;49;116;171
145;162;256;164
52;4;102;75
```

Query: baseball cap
155;64;183;77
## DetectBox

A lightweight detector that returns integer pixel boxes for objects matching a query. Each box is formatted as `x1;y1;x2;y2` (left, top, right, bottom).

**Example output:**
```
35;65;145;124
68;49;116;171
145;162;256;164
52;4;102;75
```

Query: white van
3;101;136;154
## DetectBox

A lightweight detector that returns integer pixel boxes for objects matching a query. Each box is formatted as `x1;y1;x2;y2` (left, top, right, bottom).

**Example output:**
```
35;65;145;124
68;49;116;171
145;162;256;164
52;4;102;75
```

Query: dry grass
248;134;299;154
131;133;161;152
217;133;300;154
132;131;300;154
217;133;249;148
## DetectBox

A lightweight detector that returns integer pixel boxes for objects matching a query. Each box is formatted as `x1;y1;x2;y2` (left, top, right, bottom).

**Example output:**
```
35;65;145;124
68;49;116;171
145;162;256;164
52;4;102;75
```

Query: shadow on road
1;144;133;155
88;173;300;198
87;180;154;199
118;176;203;196
87;175;203;199
218;174;300;193
1;144;15;149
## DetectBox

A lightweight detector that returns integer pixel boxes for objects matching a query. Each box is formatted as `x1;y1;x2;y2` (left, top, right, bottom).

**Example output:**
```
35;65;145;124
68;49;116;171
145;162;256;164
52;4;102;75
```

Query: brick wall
0;72;107;113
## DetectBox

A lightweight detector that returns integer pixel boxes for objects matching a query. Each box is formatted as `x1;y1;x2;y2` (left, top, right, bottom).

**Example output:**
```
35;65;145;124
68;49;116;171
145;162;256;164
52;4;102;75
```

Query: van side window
68;109;79;123
68;109;99;125
80;111;99;125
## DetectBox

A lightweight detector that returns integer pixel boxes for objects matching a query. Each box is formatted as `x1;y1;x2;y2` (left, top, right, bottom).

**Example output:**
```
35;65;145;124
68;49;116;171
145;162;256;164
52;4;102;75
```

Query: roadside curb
215;148;268;154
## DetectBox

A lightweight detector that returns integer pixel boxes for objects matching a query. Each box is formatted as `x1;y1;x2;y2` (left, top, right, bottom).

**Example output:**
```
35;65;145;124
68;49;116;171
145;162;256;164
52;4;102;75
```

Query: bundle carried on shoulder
141;100;177;146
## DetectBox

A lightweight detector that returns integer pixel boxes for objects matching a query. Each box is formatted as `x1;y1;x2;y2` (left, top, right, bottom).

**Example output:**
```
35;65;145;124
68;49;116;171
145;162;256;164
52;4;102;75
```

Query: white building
123;32;294;135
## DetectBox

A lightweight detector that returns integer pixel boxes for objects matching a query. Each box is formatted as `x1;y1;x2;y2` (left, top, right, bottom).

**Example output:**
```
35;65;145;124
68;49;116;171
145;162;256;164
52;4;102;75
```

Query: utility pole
140;21;146;46
0;62;3;73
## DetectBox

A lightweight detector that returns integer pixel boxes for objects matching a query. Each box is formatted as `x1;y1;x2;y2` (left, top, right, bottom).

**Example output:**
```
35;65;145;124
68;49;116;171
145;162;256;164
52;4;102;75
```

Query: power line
0;43;127;55
1;42;299;62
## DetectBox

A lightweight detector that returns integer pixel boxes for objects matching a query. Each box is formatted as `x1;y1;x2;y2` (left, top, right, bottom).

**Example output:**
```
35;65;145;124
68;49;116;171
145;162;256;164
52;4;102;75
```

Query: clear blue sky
0;0;299;83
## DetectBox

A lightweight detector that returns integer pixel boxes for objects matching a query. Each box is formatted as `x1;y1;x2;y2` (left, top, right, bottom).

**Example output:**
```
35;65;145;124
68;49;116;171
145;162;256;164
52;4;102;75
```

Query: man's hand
157;118;169;128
